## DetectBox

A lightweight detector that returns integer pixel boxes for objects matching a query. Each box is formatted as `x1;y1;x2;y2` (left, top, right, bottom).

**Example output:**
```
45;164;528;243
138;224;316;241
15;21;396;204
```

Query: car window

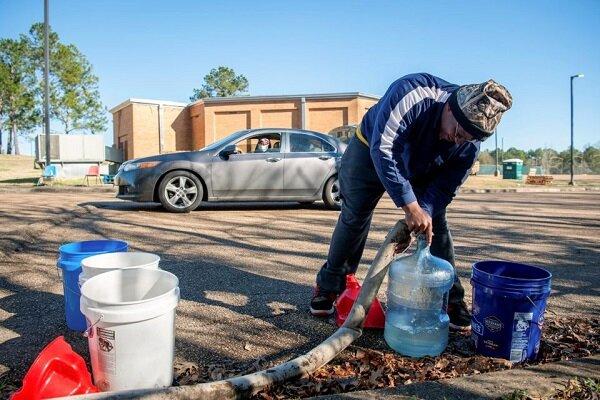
233;133;282;154
202;130;248;151
290;133;335;153
329;126;356;144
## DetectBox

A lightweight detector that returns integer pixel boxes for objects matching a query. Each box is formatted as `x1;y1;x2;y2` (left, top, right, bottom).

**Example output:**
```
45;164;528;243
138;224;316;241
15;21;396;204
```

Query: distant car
115;128;346;212
328;125;357;144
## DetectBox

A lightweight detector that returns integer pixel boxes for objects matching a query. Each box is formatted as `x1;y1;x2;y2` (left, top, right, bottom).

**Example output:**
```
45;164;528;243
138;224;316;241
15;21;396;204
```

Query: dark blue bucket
470;261;552;363
58;240;128;331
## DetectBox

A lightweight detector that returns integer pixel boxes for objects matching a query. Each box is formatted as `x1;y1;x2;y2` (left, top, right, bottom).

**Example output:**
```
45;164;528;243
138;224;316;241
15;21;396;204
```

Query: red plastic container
11;336;98;399
335;274;386;329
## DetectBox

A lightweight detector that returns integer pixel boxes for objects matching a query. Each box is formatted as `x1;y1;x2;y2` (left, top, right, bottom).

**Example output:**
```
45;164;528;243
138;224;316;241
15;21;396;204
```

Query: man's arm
368;74;454;242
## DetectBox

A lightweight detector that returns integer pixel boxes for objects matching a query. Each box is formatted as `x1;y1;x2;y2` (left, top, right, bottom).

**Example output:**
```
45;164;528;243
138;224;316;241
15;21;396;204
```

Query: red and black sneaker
310;286;338;317
448;301;472;331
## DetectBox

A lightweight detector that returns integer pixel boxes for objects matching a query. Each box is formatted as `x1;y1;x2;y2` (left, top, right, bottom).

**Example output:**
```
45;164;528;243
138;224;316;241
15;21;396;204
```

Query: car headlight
123;161;161;172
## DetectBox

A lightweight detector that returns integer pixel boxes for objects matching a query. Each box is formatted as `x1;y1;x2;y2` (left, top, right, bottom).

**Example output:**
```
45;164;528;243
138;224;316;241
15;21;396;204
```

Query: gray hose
62;221;411;400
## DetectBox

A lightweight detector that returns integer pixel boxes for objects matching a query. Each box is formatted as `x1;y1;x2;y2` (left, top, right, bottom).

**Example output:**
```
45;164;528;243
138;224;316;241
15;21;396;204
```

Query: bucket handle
83;314;103;338
525;295;557;323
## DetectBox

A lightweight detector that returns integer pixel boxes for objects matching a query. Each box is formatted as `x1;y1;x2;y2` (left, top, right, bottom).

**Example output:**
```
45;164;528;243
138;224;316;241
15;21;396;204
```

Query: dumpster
503;159;523;180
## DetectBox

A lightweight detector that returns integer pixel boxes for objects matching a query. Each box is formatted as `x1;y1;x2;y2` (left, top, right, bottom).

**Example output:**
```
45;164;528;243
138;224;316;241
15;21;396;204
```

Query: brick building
110;93;378;160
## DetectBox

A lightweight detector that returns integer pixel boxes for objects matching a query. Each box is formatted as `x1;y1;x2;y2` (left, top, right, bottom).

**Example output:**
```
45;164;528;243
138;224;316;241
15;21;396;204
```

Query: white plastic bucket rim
80;269;179;324
80;252;160;279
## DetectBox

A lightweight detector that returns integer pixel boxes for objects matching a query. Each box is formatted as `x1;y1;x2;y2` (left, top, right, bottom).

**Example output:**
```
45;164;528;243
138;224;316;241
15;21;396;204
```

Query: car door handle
318;155;332;160
266;157;281;163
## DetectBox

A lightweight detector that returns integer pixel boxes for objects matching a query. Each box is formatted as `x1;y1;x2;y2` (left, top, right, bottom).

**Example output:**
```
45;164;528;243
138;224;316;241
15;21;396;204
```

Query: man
310;73;512;331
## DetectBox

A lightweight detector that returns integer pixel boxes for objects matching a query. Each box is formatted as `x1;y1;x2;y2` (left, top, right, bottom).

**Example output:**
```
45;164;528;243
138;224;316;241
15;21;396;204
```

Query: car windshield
200;130;249;152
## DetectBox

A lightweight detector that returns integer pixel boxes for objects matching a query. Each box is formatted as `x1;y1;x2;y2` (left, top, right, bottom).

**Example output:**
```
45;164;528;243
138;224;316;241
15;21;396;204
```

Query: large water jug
384;235;455;357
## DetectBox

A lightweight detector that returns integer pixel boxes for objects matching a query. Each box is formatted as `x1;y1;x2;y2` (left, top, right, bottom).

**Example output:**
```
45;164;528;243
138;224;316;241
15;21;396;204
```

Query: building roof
110;92;381;114
109;98;188;114
190;92;380;106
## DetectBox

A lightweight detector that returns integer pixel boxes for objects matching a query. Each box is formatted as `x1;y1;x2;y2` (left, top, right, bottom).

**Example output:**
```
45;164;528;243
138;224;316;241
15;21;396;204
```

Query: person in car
310;73;512;331
255;137;272;152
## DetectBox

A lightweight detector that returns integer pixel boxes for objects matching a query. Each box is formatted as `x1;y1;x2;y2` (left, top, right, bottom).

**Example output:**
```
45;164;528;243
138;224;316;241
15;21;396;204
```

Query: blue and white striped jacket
360;73;480;217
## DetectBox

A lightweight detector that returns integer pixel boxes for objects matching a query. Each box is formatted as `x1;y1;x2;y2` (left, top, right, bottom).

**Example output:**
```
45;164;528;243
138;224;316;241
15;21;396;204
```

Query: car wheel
323;176;341;210
158;171;203;213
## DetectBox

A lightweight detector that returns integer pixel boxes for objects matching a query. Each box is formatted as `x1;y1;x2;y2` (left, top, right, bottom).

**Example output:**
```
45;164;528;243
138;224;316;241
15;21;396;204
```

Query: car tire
158;171;203;213
323;176;341;210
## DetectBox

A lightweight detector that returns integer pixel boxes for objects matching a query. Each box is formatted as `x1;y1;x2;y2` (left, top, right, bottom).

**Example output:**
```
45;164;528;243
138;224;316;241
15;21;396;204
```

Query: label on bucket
510;312;533;363
97;327;116;375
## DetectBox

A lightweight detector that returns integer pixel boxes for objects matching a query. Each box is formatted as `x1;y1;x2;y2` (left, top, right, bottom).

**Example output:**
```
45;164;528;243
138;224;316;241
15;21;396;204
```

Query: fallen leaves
169;316;599;399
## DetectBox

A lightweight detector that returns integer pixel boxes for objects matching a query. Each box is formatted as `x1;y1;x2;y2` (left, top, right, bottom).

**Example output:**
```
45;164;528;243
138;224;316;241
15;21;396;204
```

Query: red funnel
335;274;386;329
11;336;98;400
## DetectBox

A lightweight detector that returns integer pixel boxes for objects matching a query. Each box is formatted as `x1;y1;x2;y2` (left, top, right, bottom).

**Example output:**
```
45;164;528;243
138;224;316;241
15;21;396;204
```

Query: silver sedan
114;128;346;212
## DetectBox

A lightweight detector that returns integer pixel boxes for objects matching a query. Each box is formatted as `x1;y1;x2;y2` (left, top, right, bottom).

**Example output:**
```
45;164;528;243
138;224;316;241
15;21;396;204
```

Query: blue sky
1;0;599;153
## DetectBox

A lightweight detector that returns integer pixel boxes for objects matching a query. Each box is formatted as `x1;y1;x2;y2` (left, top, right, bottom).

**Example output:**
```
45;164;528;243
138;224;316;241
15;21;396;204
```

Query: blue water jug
384;235;455;357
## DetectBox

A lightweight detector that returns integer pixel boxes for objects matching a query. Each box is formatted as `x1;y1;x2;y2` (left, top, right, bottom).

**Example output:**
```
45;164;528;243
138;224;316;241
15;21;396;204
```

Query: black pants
316;137;465;305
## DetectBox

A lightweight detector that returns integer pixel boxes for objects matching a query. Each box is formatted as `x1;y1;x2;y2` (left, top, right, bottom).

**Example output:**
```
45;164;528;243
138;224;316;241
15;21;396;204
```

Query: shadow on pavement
1;191;598;388
81;200;335;212
0;277;90;383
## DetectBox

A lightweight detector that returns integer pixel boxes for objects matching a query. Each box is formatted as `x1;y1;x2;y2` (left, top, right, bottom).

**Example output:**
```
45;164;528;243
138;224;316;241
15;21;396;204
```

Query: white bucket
80;268;179;392
79;252;160;288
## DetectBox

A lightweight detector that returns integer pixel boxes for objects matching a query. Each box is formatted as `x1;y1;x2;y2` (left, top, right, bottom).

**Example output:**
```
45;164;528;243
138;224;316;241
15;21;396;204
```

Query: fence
477;165;546;176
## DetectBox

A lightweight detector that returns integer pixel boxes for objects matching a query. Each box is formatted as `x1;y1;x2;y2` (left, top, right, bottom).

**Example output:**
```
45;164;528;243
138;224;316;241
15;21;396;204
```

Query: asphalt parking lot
0;190;598;383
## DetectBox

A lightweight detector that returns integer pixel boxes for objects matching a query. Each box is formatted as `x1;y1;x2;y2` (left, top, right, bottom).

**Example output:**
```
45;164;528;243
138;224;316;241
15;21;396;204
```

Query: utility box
36;134;105;163
503;159;523;180
35;134;107;178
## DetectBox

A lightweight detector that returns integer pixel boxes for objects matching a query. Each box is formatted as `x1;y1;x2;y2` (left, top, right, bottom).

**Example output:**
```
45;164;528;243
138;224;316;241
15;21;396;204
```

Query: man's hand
402;201;433;245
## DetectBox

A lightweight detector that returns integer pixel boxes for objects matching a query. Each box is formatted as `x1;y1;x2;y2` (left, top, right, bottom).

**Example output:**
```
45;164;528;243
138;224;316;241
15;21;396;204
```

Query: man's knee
339;205;373;230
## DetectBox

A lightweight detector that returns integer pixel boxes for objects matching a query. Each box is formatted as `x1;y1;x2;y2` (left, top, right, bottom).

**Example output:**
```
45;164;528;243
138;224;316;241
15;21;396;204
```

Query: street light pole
494;129;499;176
569;73;584;185
44;0;51;167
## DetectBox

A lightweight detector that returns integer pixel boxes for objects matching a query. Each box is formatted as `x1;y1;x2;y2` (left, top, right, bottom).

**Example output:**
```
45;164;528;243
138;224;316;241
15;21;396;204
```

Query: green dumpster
502;159;523;180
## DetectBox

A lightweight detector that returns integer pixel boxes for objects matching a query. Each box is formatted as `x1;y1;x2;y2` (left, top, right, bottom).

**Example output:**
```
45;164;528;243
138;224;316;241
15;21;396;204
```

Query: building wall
112;105;134;160
132;103;160;157
166;106;192;151
114;96;378;160
188;96;377;150
113;102;190;160
190;102;205;150
190;99;302;147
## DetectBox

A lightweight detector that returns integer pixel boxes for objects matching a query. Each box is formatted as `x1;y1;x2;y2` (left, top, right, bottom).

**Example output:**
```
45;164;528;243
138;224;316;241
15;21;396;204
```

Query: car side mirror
219;145;238;160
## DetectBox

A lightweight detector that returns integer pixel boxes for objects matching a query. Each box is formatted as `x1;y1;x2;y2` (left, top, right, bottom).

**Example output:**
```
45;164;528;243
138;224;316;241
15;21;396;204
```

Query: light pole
494;129;499;176
44;0;51;167
569;73;584;185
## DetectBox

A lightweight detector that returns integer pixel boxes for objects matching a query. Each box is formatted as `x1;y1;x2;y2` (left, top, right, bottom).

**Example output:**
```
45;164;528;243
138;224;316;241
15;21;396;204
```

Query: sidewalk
311;356;599;400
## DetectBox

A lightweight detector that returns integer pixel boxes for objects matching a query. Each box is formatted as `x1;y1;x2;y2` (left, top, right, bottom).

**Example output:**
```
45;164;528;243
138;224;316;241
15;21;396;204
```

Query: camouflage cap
448;79;512;140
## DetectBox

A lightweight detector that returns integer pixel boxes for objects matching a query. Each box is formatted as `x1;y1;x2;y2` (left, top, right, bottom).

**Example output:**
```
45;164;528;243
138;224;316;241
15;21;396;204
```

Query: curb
0;185;116;194
459;187;600;194
310;355;600;400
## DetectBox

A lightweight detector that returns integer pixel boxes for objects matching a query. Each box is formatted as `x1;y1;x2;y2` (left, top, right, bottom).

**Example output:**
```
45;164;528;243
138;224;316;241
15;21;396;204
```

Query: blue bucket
58;240;128;331
470;261;552;363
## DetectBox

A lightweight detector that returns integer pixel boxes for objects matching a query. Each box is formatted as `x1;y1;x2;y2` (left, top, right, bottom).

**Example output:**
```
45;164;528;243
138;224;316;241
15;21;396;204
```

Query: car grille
118;186;129;196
